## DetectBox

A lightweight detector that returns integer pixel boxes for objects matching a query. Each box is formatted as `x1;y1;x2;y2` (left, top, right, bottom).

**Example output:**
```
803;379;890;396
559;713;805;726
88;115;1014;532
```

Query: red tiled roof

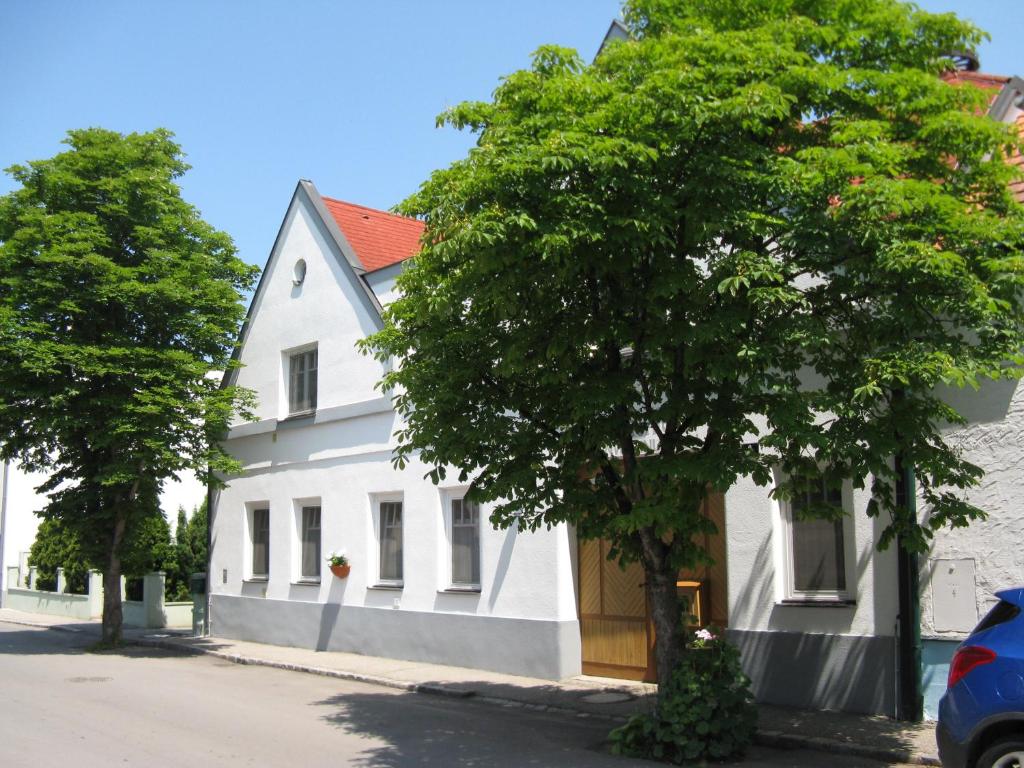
942;70;1010;91
944;71;1024;204
321;196;424;272
1009;110;1024;204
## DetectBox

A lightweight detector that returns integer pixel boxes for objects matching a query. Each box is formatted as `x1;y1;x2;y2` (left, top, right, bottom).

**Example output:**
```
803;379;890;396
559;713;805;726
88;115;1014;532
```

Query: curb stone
3;617;942;766
753;729;941;766
0;617;86;633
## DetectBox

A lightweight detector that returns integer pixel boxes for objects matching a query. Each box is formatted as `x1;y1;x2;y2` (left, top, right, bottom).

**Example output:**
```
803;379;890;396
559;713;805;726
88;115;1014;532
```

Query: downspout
895;455;923;722
205;465;213;637
0;459;9;607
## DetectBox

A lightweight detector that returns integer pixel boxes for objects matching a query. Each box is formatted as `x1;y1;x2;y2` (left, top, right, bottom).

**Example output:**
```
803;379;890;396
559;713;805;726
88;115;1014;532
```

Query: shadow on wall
728;626;895;716
940;377;1019;427
229;411;399;471
727;536;776;627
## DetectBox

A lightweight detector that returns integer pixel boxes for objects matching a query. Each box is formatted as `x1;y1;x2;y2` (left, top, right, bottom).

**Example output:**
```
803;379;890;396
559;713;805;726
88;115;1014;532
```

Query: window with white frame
378;500;403;584
449;496;481;588
250;507;270;579
288;347;318;415
782;473;850;600
299;505;321;581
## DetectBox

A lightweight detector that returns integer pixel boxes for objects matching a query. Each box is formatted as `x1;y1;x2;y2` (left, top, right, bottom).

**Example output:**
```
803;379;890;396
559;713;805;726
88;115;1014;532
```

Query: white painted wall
232;195;387;425
922;377;1024;638
1;461;46;589
212;420;576;622
725;473;900;638
212;189;576;626
364;262;403;308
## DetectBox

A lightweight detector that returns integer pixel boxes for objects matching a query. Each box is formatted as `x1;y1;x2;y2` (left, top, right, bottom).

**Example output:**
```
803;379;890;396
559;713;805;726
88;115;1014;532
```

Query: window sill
439;586;481;594
368;583;404;591
291;579;321;586
280;410;316;423
243;577;268;584
778;598;856;607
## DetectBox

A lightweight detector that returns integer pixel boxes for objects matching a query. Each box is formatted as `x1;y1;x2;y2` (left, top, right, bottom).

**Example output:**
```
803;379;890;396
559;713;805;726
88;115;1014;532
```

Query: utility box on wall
931;558;978;633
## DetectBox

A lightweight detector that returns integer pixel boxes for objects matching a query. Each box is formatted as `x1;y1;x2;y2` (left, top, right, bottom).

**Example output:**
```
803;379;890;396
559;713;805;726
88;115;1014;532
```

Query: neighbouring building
0;458;205;605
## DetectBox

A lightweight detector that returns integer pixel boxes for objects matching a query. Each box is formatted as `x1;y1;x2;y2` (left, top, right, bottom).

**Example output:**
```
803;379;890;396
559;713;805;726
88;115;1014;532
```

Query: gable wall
232;194;386;425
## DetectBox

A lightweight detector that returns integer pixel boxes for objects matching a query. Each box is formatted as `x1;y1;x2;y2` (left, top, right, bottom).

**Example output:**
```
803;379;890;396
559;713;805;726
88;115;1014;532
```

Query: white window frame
442;489;482;592
293;498;322;583
245;503;271;581
282;343;318;417
370;493;404;588
779;472;855;603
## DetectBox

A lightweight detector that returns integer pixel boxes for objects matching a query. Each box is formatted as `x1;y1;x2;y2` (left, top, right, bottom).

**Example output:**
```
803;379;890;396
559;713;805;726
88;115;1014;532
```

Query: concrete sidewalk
0;607;939;765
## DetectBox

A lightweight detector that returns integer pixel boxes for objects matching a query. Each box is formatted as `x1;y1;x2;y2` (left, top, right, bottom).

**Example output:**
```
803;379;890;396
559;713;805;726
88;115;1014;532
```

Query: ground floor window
299;505;321;581
449;496;480;588
378;500;403;584
251;507;270;578
782;473;850;600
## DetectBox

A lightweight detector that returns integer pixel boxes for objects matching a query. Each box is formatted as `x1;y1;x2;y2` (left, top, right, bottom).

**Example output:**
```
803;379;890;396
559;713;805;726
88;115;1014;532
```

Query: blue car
938;588;1024;768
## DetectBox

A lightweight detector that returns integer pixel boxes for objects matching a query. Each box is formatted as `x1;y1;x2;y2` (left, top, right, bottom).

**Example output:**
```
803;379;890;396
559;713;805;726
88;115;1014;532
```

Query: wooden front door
579;537;654;681
578;492;728;683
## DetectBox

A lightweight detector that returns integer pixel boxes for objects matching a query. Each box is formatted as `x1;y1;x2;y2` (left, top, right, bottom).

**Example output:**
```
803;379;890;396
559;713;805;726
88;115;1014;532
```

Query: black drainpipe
895;455;923;722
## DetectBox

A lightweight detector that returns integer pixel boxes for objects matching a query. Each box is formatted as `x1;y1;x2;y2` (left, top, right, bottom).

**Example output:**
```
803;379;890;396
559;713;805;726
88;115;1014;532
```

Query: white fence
3;566;192;629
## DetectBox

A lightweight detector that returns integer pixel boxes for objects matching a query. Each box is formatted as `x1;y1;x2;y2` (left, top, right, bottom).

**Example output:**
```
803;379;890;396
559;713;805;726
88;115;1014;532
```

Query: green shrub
610;630;756;764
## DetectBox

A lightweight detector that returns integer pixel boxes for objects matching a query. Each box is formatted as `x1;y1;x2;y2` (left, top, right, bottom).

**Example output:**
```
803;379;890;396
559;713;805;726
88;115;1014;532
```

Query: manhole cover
66;676;111;683
580;691;634;704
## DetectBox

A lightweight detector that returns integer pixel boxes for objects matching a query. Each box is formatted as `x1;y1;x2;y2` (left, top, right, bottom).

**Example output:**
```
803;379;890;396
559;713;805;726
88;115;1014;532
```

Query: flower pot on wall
329;564;350;579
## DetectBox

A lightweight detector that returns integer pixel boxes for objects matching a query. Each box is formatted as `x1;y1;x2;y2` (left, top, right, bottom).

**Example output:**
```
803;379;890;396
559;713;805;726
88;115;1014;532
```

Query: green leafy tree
0;128;257;644
363;0;1024;701
167;501;207;601
28;518;89;593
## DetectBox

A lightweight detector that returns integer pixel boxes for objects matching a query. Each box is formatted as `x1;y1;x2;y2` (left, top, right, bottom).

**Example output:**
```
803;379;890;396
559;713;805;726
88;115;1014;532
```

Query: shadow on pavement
309;688;634;768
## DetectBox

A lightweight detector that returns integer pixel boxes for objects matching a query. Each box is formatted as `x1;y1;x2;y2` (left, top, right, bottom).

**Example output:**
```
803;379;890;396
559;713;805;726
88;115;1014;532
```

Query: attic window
292;259;307;286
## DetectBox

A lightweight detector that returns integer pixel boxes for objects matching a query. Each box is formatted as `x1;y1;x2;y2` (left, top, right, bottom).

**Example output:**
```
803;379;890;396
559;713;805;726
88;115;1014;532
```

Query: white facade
209;182;581;679
1;461;47;596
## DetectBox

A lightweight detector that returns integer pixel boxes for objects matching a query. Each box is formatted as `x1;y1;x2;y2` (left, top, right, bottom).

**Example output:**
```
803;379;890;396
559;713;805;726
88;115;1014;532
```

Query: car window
974;600;1021;634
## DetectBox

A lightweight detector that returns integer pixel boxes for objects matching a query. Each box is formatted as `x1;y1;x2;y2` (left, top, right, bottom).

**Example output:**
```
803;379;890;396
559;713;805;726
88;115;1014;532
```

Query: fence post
87;570;103;618
56;567;66;594
18;552;29;586
28;566;37;591
143;571;166;629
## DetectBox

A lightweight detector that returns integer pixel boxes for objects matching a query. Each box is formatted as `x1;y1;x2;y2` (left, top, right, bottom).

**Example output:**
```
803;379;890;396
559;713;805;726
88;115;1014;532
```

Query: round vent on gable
292;258;307;286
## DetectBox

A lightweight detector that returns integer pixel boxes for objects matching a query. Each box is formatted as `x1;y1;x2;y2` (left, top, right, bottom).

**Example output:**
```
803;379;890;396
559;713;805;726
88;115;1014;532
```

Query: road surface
0;622;911;767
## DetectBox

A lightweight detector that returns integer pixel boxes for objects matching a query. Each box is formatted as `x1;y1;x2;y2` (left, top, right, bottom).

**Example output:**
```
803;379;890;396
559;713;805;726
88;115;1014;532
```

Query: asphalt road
0;622;911;767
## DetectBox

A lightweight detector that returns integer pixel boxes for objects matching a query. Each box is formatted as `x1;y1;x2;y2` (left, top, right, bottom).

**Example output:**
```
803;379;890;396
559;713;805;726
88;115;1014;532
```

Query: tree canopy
0;128;257;642
363;0;1024;690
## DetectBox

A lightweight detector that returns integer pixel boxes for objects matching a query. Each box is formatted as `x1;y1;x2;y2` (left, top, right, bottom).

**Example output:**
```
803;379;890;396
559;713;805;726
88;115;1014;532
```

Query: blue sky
1;1;1021;274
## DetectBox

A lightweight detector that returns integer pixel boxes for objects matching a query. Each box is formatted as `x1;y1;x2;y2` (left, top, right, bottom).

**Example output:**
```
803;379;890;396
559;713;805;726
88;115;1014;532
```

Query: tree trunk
101;511;127;645
646;561;684;707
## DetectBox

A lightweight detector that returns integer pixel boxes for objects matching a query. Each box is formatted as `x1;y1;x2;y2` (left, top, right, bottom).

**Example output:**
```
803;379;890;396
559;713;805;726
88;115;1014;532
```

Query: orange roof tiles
945;71;1024;204
321;196;424;272
942;70;1010;91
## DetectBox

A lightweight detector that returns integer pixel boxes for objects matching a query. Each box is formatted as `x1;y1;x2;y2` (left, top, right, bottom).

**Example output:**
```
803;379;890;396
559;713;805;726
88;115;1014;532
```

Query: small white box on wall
931;558;978;633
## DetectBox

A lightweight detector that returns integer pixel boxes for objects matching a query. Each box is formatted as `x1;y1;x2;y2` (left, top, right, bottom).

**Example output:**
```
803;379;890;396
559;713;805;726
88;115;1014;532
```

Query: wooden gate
579;537;653;680
578;492;728;682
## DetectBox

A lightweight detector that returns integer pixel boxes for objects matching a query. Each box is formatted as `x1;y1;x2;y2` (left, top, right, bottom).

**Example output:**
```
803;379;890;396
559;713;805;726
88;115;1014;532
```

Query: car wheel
978;738;1024;768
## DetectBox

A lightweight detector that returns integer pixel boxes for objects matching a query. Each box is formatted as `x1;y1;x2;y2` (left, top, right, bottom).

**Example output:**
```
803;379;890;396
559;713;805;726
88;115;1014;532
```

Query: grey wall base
211;594;582;680
728;628;896;716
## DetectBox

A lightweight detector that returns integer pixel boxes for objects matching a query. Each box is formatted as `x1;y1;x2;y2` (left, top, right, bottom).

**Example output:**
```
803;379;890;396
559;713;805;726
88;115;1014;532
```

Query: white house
0;461;47;597
208;181;582;679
